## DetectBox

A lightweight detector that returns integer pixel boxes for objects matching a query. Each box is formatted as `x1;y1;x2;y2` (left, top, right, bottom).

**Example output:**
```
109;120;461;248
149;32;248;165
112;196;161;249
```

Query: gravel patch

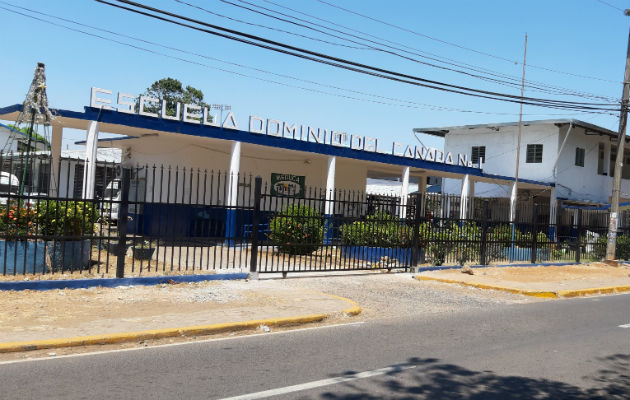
173;284;246;303
257;272;540;320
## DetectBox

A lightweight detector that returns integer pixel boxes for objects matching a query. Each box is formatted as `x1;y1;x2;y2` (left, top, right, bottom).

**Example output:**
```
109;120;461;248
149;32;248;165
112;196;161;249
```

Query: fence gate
0;154;621;278
249;177;416;274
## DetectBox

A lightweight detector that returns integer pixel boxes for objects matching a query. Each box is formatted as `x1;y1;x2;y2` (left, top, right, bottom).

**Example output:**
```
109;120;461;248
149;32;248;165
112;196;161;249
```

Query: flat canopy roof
0;103;553;189
414;119;621;139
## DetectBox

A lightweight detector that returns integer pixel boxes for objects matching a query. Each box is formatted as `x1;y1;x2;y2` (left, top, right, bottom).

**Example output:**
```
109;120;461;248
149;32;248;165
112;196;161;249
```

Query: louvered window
526;144;543;163
471;146;486;164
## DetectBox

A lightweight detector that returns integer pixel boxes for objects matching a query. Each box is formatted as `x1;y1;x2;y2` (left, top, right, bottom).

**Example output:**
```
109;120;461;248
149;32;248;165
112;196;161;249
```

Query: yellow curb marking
0;293;362;354
558;286;630;298
416;275;630;299
326;294;362;316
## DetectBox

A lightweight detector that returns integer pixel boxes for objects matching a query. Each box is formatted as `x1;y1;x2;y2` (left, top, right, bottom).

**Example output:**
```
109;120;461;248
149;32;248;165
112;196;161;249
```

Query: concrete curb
416;262;581;273
319;293;362;316
0;273;249;291
416;275;630;299
0;295;362;354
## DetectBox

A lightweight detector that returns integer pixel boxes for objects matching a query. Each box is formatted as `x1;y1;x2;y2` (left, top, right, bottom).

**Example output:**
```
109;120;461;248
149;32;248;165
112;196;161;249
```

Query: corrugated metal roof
414;119;619;138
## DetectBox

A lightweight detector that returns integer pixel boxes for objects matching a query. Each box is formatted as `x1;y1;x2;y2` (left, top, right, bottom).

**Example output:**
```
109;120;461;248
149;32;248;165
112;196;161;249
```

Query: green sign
271;173;305;197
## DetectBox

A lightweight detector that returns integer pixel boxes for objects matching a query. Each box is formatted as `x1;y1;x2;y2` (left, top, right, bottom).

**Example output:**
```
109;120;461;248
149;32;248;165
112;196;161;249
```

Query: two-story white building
414;119;629;208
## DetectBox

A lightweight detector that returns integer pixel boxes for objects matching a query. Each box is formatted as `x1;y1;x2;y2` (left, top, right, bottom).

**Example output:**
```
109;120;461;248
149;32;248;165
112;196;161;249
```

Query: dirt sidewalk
418;262;630;296
0;280;356;345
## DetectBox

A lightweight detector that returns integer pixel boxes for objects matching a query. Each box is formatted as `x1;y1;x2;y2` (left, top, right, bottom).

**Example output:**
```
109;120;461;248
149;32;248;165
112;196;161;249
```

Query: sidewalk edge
0;294;362;354
0;273;248;291
0;314;327;354
416;275;630;298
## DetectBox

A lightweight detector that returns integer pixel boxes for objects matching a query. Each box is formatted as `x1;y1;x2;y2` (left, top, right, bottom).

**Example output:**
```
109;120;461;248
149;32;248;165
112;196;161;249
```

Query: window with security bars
598;143;606;175
471;146;486;164
575;147;585;167
526;144;543;163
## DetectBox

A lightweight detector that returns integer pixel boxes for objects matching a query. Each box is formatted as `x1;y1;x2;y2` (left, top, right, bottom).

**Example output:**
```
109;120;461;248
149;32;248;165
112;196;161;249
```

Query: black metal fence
0;155;624;277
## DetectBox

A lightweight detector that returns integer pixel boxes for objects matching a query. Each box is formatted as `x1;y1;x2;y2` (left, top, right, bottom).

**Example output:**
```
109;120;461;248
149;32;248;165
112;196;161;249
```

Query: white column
418;175;427;216
604;141;611;177
325;156;336;215
549;187;557;240
399;166;410;218
418;175;427;194
81;121;99;199
469;180;475;217
509;181;518;222
50;124;63;196
227;141;241;207
460;174;471;220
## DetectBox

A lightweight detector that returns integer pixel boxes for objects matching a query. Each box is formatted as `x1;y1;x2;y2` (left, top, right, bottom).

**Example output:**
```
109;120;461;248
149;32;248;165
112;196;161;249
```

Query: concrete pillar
399;166;410;219
509;181;518;222
227;141;241;208
460;174;472;220
549;187;557;240
604;141;611;177
418;175;427;194
81;121;99;199
469;180;475;217
324;156;336;215
50;125;63;196
418;175;427;216
225;141;241;244
324;156;336;244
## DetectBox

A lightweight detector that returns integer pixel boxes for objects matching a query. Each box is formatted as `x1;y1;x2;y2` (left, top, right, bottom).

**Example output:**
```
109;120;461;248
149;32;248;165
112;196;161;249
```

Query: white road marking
0;321;365;366
619;323;630;328
219;364;417;400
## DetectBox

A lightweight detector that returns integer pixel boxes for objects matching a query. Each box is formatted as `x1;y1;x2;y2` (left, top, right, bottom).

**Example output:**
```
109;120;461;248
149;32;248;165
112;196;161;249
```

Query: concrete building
415;119;628;232
1;91;555;238
0;122;49;153
415;119;629;205
0;148;121;197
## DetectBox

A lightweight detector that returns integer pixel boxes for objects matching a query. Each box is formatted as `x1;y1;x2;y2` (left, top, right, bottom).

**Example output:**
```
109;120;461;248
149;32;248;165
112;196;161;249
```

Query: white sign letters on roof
91;87;480;168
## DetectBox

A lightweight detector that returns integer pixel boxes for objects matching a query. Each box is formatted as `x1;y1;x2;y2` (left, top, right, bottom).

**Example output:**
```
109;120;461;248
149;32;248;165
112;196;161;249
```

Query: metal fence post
116;168;131;279
411;191;423;267
575;209;582;263
249;176;262;273
530;203;538;264
479;200;489;266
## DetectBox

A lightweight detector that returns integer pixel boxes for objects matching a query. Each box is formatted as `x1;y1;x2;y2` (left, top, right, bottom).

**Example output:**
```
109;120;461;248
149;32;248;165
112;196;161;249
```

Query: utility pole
509;33;527;262
606;9;630;262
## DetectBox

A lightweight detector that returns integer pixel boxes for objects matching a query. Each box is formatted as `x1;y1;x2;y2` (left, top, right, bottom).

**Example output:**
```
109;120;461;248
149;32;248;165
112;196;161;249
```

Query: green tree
139;78;210;116
7;124;50;148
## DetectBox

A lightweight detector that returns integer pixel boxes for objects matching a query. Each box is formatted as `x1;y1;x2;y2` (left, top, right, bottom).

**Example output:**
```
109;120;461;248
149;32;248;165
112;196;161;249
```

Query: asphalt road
1;294;628;399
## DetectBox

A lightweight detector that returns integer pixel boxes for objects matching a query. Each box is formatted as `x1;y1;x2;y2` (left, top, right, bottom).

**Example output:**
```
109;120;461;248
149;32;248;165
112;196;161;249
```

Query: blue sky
0;0;628;150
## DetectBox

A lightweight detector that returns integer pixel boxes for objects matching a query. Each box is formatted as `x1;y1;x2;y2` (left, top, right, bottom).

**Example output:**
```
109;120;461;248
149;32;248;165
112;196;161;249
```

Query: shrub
340;211;413;247
489;224;550;246
38;200;99;237
0;202;38;238
617;235;630;260
268;204;324;255
426;222;481;265
488;224;512;244
592;234;630;260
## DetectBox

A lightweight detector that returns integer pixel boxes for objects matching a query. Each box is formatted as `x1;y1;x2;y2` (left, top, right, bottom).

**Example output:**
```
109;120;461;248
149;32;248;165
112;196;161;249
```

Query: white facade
417;120;628;205
113;132;369;210
0;123;48;153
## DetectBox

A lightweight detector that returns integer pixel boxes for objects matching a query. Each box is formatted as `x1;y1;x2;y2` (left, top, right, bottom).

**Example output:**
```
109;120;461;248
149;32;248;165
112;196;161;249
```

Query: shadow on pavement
319;354;629;400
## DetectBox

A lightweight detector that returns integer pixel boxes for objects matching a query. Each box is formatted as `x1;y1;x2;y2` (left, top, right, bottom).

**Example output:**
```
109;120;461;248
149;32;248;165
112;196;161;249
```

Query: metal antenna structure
10;62;54;196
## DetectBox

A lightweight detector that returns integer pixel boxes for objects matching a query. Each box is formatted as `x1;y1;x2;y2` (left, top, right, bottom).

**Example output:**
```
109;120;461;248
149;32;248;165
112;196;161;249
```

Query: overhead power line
317;0;622;84
595;0;624;12
208;0;616;102
4;2;599;117
95;0;621;112
226;0;620;101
